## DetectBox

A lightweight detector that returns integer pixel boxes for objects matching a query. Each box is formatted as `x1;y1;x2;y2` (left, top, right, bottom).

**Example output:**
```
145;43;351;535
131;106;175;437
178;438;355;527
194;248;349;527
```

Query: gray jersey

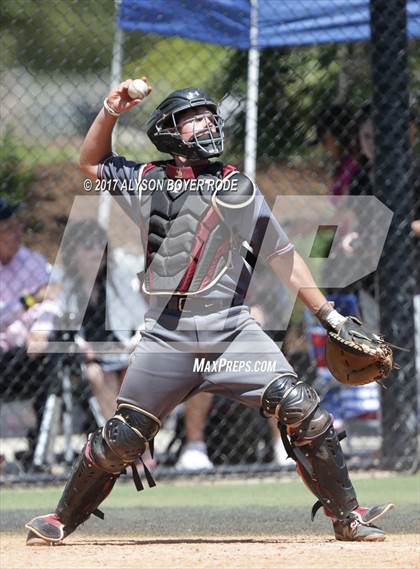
98;155;293;300
96;156;297;423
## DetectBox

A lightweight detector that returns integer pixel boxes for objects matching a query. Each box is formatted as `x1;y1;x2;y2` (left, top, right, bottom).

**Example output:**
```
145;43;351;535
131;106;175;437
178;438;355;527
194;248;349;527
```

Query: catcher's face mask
147;87;224;160
156;106;224;159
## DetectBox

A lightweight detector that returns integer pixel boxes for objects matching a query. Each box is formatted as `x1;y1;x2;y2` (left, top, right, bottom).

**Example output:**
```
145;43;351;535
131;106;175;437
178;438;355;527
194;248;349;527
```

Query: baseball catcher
26;78;394;545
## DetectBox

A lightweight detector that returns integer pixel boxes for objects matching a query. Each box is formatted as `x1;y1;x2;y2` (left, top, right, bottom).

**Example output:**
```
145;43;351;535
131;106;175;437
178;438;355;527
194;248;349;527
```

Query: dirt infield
1;533;418;569
2;477;418;568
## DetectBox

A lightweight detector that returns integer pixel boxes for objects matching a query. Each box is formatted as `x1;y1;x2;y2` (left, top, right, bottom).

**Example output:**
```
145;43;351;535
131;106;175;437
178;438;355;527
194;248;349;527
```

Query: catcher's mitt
326;316;394;386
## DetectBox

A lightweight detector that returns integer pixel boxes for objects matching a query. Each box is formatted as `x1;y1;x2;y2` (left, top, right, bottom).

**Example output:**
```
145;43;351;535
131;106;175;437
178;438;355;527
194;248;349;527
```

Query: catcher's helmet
147;87;224;159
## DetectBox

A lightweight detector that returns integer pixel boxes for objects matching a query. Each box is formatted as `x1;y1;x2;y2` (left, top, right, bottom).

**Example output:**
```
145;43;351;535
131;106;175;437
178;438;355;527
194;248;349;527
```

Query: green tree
218;44;376;164
0;131;34;202
0;0;115;72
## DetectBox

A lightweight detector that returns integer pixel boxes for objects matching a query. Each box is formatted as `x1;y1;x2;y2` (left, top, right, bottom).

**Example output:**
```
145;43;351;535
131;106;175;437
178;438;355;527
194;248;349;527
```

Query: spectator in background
351;102;418;195
316;104;361;201
0;198;60;470
54;219;148;421
308;105;380;428
346;104;419;302
175;392;214;471
352;106;420;420
412;177;420;385
315;103;419;428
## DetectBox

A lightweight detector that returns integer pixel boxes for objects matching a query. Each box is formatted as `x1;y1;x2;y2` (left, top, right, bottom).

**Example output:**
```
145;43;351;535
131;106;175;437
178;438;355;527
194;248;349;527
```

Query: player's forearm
79;108;117;179
270;250;346;329
79;79;150;180
269;249;327;313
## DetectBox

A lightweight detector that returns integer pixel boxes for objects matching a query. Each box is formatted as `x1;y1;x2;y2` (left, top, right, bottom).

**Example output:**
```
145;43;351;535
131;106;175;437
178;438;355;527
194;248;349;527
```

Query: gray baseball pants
118;305;294;421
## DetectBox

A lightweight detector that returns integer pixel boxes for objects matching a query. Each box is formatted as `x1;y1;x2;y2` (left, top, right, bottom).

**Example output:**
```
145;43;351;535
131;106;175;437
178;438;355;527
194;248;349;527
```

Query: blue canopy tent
118;0;420;48
112;0;420;178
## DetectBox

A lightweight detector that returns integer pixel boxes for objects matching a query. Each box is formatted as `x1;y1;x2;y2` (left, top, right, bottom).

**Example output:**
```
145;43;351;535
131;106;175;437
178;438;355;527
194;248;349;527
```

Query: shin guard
55;431;120;535
262;374;358;521
281;424;358;520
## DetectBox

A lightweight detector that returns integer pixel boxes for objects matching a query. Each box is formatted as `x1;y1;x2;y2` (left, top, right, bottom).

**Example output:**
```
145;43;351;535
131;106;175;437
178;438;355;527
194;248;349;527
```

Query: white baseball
128;79;150;99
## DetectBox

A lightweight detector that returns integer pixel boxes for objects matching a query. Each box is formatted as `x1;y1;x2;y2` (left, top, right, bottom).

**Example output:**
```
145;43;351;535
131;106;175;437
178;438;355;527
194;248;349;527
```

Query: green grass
1;474;418;512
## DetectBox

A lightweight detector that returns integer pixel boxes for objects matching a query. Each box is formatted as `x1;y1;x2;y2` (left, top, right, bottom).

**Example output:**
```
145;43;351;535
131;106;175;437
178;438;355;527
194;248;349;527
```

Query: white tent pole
98;0;124;228
110;1;124;91
244;0;260;180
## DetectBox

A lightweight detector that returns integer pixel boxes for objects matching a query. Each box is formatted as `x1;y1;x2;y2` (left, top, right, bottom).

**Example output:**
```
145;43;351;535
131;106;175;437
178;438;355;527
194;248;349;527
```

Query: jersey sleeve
98;153;143;192
228;184;294;262
97;153;145;226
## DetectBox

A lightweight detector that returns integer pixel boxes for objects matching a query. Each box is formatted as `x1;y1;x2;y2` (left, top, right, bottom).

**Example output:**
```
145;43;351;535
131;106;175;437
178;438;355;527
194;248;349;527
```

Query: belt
149;295;243;315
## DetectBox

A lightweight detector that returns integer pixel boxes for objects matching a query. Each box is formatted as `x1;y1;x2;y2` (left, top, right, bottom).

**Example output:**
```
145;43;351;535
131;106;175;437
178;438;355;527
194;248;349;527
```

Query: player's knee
104;405;160;461
90;405;160;472
261;373;331;442
261;373;317;423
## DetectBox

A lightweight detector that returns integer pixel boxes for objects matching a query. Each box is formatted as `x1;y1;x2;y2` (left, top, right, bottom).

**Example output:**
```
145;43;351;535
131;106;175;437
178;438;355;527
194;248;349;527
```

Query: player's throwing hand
105;77;152;115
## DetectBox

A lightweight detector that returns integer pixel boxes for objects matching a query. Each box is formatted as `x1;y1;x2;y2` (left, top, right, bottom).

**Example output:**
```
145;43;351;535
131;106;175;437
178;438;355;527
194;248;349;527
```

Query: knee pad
261;373;319;427
104;404;160;463
91;405;160;472
261;373;332;444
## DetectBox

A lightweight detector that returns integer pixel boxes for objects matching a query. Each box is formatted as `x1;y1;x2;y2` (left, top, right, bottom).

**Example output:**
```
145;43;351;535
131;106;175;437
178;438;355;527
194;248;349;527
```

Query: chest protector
138;161;254;296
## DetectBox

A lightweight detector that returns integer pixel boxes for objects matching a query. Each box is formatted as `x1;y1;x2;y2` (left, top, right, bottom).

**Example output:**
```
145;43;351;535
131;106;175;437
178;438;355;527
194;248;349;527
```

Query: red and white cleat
352;503;394;525
333;503;394;542
25;513;66;545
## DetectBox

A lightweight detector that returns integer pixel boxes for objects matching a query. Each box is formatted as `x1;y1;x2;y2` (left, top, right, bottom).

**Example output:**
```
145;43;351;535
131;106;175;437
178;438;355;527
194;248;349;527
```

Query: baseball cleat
25;513;65;545
333;518;385;541
333;503;394;542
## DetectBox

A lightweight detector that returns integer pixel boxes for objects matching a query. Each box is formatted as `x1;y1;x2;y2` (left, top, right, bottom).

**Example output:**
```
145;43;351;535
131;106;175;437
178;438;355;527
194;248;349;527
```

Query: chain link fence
1;0;419;483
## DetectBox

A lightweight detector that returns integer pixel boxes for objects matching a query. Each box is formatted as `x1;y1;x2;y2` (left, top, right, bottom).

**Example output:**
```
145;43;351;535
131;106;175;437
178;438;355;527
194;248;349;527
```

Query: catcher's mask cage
147;87;224;159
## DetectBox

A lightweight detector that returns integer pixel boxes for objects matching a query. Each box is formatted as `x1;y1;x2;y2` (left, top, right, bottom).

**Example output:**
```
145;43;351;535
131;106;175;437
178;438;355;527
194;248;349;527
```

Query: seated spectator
0;198;60;470
53;219;147;421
